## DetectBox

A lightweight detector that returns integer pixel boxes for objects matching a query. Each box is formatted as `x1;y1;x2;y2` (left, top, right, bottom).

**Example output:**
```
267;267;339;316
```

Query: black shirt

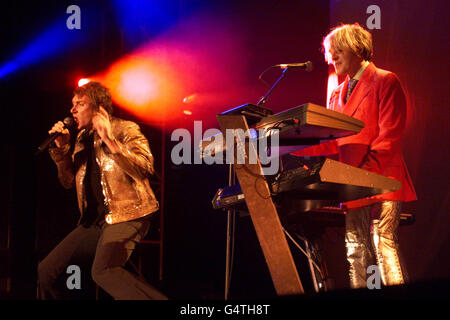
81;133;107;227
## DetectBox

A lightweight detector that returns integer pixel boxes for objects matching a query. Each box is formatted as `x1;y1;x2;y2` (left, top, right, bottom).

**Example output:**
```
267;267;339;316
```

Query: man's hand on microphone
49;121;70;148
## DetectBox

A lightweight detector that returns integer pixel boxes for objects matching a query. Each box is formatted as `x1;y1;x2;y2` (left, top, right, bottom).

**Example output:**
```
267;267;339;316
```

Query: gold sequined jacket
49;118;159;224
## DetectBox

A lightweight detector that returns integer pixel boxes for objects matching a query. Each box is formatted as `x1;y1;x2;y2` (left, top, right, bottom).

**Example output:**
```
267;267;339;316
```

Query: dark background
0;0;448;299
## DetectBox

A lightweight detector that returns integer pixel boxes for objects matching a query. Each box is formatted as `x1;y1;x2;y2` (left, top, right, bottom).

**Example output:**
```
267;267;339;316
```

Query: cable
225;166;237;300
282;226;323;277
257;65;279;89
225;208;237;297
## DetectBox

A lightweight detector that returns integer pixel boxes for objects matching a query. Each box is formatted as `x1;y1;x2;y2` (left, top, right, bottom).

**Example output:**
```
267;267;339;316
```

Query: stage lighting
78;78;90;87
0;17;86;79
183;94;197;104
91;10;249;126
112;0;177;48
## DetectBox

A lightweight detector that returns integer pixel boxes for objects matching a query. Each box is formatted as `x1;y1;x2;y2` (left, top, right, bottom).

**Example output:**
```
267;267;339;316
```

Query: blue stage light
112;0;178;48
0;62;18;79
0;15;86;79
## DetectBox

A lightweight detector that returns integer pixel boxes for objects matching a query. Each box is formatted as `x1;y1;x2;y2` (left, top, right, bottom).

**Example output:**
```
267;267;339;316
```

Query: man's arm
290;140;339;157
291;90;340;158
47;121;75;189
360;73;407;174
92;107;155;179
49;144;75;189
107;122;155;179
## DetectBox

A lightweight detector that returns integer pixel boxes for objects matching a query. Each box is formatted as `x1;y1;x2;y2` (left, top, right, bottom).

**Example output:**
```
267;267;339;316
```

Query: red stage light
90;12;250;127
95;54;180;123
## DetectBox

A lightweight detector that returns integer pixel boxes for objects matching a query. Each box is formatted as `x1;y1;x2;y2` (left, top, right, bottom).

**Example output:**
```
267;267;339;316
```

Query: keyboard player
291;23;417;289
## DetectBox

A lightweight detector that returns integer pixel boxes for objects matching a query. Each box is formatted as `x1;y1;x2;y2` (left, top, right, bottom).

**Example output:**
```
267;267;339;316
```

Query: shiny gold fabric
49;118;159;224
371;201;407;286
345;201;406;288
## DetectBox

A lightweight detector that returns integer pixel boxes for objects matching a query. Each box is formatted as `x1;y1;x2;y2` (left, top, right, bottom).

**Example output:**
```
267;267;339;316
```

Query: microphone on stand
35;117;74;156
275;61;313;71
256;60;313;106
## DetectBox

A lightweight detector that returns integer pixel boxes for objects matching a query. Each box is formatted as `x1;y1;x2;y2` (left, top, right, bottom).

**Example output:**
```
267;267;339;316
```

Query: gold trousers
345;201;408;288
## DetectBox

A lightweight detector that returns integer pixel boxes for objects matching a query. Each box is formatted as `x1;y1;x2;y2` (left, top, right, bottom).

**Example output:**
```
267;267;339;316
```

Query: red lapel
340;62;377;117
337;76;349;111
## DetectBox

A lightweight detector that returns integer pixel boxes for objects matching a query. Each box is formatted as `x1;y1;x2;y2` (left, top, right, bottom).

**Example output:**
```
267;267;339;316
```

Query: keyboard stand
217;114;305;296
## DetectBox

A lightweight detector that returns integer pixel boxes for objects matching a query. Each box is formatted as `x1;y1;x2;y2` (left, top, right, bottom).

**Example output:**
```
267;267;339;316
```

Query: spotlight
78;78;90;87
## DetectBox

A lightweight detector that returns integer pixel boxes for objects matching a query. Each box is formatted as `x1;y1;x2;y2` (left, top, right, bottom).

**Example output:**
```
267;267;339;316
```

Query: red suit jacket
292;63;417;208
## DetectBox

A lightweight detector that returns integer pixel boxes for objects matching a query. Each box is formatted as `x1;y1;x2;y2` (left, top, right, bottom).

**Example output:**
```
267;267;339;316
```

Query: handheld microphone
276;61;313;71
35;117;74;156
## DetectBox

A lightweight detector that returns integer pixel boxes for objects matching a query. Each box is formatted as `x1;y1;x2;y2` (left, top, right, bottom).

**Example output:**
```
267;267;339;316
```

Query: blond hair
323;23;373;63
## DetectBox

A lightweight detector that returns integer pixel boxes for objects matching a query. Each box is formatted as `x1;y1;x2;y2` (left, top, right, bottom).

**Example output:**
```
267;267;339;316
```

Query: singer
292;23;417;288
37;81;167;300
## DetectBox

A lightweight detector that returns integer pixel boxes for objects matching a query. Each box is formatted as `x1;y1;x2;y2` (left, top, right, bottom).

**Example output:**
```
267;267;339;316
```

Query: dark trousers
37;216;167;300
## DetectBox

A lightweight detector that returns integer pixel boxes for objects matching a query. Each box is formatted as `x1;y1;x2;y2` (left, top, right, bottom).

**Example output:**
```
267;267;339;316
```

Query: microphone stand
257;67;289;106
224;164;235;300
224;66;290;299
